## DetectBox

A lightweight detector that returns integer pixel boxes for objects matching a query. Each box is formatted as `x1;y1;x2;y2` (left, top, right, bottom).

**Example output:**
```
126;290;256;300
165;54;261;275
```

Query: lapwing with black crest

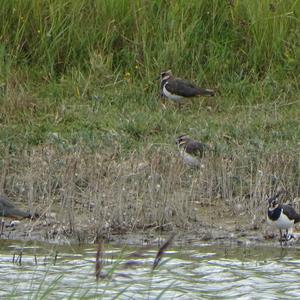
158;70;214;106
267;190;300;246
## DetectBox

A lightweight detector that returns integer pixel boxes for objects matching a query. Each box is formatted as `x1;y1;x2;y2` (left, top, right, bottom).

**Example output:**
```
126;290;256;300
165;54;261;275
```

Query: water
1;239;300;299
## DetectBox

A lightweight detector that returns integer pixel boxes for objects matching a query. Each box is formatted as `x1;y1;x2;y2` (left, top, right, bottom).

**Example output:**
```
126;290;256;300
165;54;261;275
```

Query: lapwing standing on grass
158;70;215;106
267;191;300;246
0;194;36;219
176;134;210;168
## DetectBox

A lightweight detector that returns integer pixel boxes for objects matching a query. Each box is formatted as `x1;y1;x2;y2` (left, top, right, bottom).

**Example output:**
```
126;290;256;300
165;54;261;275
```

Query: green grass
0;0;299;152
0;79;299;154
1;0;299;76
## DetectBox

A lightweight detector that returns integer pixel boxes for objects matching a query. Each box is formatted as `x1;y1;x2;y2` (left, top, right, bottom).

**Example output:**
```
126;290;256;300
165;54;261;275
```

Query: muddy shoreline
2;211;300;249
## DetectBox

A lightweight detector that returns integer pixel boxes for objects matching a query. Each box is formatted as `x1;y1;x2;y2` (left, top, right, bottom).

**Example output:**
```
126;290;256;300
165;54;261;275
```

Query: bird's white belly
268;212;294;229
180;151;202;168
163;85;183;102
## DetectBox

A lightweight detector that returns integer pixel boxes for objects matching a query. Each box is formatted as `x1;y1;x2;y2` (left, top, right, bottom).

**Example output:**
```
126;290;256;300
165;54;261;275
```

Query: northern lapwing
0;194;37;219
158;70;214;105
267;191;300;246
176;134;210;168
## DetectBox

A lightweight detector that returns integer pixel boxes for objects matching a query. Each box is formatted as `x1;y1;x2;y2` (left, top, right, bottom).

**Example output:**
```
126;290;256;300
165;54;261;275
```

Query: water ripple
0;242;300;299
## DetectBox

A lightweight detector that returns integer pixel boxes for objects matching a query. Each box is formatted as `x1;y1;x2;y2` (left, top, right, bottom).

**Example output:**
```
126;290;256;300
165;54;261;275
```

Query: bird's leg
161;102;167;110
284;229;289;246
0;219;4;237
279;229;283;247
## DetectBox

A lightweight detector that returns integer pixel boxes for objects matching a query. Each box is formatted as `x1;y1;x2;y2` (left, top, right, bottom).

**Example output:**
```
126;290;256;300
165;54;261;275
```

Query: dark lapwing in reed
158;70;214;104
176;134;210;168
267;191;300;246
0;194;36;219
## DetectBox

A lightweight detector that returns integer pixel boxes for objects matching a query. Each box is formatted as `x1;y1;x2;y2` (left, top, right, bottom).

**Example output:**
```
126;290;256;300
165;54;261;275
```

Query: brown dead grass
0;143;299;242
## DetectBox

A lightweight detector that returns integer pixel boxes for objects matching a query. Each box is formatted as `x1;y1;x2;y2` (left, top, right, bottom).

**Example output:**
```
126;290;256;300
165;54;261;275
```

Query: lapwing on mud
267;191;300;246
158;70;214;105
176;134;210;168
0;194;36;219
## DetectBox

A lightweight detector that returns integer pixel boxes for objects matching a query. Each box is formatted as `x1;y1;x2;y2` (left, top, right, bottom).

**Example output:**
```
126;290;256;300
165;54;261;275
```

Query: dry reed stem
153;233;176;270
95;240;104;281
0;144;299;240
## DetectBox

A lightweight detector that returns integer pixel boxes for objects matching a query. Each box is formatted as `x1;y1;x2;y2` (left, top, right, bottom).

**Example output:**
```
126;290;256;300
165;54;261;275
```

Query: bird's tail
197;88;215;97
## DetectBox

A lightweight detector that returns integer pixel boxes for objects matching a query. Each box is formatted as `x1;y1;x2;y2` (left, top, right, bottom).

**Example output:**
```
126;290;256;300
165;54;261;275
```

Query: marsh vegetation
0;0;299;242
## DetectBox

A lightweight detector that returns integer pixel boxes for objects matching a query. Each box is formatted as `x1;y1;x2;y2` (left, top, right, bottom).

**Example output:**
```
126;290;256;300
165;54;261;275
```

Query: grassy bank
0;0;299;148
1;0;299;77
0;0;299;241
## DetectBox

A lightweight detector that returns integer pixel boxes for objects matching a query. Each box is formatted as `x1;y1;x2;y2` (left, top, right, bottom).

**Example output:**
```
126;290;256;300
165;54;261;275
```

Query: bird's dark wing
166;78;214;97
0;195;15;208
282;204;300;223
185;141;209;157
166;79;201;97
0;194;32;218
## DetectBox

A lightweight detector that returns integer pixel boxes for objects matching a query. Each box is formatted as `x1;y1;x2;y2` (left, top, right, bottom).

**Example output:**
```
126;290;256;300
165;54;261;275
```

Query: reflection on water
1;239;300;299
